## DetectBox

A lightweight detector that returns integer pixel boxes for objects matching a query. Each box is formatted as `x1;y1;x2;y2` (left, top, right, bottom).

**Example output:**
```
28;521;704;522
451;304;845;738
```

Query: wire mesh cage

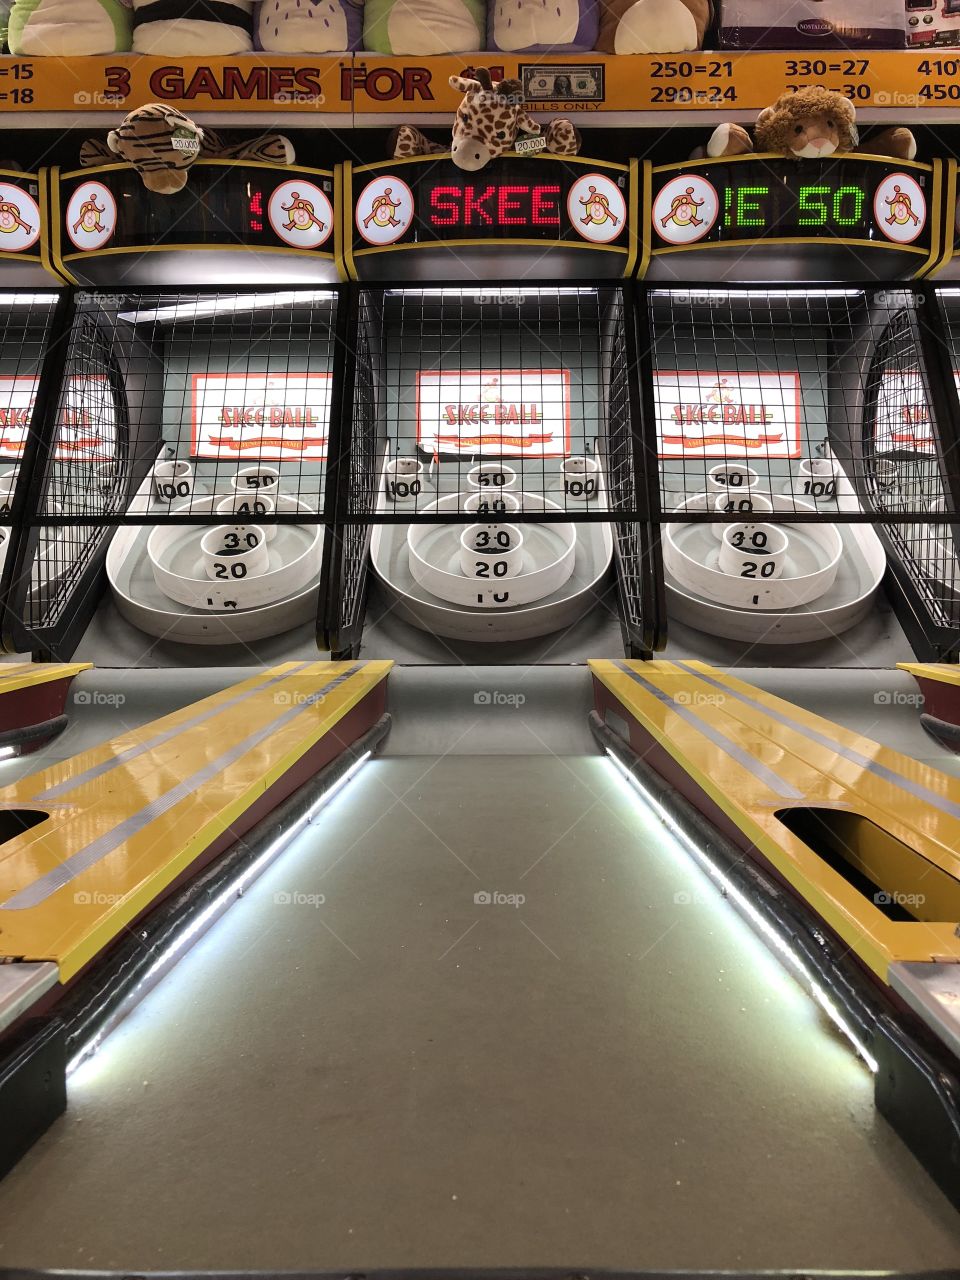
0;290;67;649
7;282;960;661
0;292;63;522
643;285;960;656
4;288;341;657
321;284;652;656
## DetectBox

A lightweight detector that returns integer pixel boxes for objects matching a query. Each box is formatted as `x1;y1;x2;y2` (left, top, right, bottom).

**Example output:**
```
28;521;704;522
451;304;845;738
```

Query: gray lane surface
0;755;958;1270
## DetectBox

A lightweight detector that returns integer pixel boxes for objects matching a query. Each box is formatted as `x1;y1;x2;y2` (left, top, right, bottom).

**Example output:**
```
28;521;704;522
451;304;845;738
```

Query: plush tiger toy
80;104;295;196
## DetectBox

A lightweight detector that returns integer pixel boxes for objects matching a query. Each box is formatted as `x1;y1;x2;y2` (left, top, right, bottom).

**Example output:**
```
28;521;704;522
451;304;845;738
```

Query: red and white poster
0;374;115;462
654;371;802;459
191;373;332;461
416;369;571;458
871;367;960;454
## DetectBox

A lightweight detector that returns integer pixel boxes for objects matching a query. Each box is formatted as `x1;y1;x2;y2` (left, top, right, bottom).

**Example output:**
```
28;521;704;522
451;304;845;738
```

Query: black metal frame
318;280;656;657
4;281;960;662
0;285;350;659
629;282;960;661
319;283;370;657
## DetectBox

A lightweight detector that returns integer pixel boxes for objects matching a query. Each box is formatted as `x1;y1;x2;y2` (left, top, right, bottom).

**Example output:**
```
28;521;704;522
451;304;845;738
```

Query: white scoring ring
384;457;424;503
466;463;519;494
707;462;760;493
561;455;601;503
217;491;277;539
407;492;576;609
153;460;194;503
458;522;525;579
463;490;521;515
200;524;270;582
711;489;773;535
147;495;321;612
717;522;789;582
231;465;281;496
664;492;843;610
792;456;839;500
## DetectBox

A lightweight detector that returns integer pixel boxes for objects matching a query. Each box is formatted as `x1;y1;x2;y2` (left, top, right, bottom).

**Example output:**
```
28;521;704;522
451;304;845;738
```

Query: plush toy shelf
4;52;960;125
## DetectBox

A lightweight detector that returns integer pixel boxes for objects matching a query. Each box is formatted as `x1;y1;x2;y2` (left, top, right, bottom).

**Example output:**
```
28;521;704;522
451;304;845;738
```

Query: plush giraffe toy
391;68;580;171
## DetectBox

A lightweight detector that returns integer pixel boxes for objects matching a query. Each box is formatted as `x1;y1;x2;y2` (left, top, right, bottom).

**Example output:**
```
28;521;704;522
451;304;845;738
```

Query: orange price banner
0;55;351;114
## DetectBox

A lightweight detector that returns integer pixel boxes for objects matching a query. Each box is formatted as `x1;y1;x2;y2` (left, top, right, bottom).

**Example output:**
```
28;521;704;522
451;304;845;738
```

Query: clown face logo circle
874;173;925;244
568;174;626;245
66;183;117;252
357;176;414;246
0;185;40;253
268;180;333;249
653;174;719;245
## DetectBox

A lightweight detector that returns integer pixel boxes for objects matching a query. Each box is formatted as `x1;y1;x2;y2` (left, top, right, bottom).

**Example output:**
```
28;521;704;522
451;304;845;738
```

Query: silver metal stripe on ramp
612;661;802;800
2;665;361;911
674;661;960;823
37;662;314;802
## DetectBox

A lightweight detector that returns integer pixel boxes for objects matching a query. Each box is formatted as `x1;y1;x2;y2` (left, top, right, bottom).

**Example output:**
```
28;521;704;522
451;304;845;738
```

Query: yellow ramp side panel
898;663;960;689
0;661;391;981
0;664;91;698
590;659;960;978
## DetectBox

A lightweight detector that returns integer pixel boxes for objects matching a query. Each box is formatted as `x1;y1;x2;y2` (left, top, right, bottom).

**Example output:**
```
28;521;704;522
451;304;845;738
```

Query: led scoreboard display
649;155;940;279
54;162;338;285
346;155;632;280
427;180;566;233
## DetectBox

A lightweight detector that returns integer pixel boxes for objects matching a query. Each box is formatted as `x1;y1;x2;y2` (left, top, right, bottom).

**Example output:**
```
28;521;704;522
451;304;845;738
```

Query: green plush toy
363;0;485;54
8;0;132;56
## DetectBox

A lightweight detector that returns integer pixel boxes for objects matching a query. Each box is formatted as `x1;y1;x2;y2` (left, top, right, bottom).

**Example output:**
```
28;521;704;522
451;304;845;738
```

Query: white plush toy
8;0;132;55
132;0;253;54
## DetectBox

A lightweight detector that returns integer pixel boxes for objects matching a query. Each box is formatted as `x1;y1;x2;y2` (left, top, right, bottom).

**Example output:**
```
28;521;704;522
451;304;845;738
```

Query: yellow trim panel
591;658;960;979
898;662;960;688
0;660;391;981
0;662;90;698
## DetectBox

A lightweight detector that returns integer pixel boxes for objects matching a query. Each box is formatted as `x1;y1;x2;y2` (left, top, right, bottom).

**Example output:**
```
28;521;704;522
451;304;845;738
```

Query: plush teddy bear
8;0;132;55
390;69;580;172
79;104;295;196
703;88;916;162
597;0;709;52
132;0;253;53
